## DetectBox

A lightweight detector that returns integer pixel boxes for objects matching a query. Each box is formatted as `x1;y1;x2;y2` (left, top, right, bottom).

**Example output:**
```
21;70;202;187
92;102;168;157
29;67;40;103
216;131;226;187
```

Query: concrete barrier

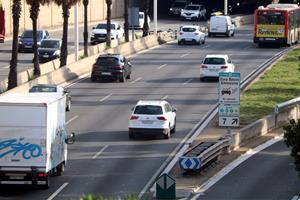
2;33;173;95
233;15;253;27
230;105;299;150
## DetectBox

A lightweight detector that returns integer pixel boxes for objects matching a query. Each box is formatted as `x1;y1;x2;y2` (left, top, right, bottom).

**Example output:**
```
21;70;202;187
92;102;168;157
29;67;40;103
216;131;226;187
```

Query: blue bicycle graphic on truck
0;138;42;160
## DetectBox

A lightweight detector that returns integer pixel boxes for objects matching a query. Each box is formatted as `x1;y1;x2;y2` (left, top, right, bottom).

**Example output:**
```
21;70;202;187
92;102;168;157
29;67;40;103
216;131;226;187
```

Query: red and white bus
0;4;5;43
253;3;300;46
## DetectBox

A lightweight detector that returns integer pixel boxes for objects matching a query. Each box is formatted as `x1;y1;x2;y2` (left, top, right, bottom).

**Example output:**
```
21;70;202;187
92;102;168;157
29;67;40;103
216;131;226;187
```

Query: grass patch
240;47;300;124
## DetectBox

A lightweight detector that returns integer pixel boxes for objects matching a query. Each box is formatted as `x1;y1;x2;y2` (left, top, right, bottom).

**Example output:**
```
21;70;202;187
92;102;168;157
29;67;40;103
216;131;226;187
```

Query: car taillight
221;66;228;69
201;64;208;68
115;65;124;70
92;64;98;69
157;116;167;121
38;172;48;177
130;115;139;120
194;33;199;35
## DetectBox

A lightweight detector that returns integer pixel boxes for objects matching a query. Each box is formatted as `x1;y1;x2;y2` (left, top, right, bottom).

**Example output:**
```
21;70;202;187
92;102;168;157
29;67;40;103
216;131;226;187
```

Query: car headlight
53;50;60;56
170;8;173;11
37;42;41;46
18;41;22;44
90;32;95;37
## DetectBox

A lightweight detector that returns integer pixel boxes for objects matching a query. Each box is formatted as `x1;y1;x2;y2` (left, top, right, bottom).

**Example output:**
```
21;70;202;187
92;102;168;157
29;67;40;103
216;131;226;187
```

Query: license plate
9;176;25;180
185;38;192;41
102;72;111;75
186;17;191;20
25;45;31;48
209;69;218;72
43;55;49;58
142;120;153;124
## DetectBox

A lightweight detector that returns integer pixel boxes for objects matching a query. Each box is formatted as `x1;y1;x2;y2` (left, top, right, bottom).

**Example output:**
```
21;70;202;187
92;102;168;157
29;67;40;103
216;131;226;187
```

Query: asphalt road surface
197;140;300;200
0;24;285;199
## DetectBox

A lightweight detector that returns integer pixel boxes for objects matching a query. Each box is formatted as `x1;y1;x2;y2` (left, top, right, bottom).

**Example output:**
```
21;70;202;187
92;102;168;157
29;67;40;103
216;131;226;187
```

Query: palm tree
105;0;112;47
124;0;129;42
8;0;22;90
26;0;51;76
142;0;150;37
83;0;89;56
53;0;81;67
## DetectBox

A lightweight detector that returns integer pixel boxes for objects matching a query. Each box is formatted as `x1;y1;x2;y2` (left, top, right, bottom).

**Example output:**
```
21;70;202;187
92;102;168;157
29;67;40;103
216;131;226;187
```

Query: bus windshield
257;11;285;25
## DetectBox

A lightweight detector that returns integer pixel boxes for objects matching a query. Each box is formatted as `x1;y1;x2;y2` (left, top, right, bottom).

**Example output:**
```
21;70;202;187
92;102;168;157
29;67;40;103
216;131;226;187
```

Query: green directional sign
156;173;176;199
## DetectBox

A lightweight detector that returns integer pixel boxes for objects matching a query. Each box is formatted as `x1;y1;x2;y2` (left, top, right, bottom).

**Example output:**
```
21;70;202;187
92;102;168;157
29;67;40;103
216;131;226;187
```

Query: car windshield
96;57;120;65
96;24;116;29
173;2;186;7
41;40;60;48
22;31;43;38
29;86;57;93
204;57;226;65
134;105;163;115
182;27;196;32
185;5;199;10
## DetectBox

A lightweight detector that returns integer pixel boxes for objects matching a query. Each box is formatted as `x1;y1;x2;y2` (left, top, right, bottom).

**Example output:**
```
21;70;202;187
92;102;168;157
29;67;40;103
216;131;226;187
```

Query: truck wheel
39;173;50;189
91;76;97;82
129;132;135;139
56;163;65;176
66;100;71;112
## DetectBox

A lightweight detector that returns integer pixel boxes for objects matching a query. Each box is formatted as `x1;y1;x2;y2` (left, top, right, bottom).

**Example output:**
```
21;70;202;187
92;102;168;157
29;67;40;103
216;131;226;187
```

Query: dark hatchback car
38;39;62;63
91;54;132;82
29;84;71;111
18;30;50;52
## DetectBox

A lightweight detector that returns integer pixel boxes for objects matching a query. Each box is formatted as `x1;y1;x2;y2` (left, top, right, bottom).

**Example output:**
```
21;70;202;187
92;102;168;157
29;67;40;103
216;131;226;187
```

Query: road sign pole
154;0;157;34
74;2;79;61
224;0;228;15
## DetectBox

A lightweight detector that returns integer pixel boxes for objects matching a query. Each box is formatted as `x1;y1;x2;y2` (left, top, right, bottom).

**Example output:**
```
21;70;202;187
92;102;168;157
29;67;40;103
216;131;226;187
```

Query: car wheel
55;163;65;176
126;73;131;79
178;41;182;45
119;73;126;83
201;38;205;44
164;127;170;139
200;77;205;82
129;131;135;139
226;32;230;37
66;99;71;112
208;32;211;38
171;119;176;134
231;32;234;37
91;76;97;82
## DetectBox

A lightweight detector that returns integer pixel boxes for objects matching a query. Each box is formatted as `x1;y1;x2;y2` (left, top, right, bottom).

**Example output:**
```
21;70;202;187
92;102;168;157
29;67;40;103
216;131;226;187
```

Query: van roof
0;93;64;105
136;100;167;106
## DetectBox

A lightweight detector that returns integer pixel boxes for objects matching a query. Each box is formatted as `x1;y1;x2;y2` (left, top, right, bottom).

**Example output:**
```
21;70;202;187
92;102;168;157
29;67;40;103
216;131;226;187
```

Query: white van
208;15;235;37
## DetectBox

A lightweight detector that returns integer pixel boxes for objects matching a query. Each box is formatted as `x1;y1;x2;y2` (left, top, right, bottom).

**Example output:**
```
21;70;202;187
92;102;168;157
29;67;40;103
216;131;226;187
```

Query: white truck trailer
0;93;74;188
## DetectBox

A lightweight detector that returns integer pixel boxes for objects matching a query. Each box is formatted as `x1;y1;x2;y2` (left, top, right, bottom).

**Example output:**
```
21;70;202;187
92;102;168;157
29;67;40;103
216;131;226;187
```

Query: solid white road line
202;45;210;49
157;64;167;69
92;145;109;159
130;77;142;84
180;53;189;58
183;78;193;85
161;95;168;100
47;182;69;200
66;115;79;125
191;134;284;200
99;94;112;102
291;196;299;200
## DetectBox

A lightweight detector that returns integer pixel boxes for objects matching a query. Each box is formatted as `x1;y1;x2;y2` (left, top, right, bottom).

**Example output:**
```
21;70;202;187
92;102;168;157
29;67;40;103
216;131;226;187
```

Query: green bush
283;119;300;179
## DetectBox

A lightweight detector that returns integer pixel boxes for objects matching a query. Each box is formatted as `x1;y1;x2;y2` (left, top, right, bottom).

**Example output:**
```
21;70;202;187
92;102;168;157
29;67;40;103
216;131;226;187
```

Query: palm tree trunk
106;0;112;47
60;2;69;67
124;0;129;42
30;1;41;76
8;0;21;90
83;0;89;57
142;0;150;37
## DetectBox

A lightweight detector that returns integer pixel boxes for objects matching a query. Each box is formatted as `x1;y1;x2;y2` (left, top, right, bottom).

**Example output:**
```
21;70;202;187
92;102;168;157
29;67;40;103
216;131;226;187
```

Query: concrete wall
2;0;125;37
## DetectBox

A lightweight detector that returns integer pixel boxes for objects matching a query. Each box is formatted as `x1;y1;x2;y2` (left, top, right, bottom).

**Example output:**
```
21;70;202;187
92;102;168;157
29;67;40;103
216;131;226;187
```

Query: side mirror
64;89;69;94
65;132;75;144
172;108;177;112
92;27;95;29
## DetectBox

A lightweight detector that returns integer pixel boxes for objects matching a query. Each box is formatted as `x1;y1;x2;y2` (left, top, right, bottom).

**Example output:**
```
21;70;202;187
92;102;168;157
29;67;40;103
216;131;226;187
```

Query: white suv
200;54;235;81
90;22;124;45
128;100;177;139
181;4;206;21
177;25;205;45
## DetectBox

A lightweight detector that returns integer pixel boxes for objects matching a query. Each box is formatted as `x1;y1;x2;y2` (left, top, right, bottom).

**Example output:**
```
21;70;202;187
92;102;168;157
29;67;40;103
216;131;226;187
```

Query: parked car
128;100;177;139
38;39;62;63
200;54;235;81
208;15;235;37
90;22;124;45
18;29;50;52
181;4;206;21
91;53;132;82
29;84;71;111
169;0;192;15
177;25;205;45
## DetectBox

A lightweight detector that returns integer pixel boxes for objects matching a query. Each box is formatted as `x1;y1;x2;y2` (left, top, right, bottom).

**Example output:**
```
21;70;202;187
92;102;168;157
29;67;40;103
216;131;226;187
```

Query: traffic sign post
156;173;176;199
218;72;241;127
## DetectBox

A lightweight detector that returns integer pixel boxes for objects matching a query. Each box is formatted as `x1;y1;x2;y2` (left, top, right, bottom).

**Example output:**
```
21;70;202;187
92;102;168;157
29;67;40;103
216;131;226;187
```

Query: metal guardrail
274;96;300;127
178;139;230;171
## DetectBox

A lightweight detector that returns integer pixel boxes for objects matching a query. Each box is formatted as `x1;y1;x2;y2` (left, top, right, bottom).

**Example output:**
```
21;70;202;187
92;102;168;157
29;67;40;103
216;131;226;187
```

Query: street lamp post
224;0;228;15
74;2;79;61
154;0;157;34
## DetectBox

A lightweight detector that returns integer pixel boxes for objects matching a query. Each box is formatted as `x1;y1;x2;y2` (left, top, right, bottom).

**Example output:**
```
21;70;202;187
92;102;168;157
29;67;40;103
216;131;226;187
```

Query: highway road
196;140;300;200
0;24;285;199
0;17;207;81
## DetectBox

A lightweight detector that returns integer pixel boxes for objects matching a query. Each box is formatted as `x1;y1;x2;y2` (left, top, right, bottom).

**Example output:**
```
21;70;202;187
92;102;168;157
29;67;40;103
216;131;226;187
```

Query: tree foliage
283;119;300;178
